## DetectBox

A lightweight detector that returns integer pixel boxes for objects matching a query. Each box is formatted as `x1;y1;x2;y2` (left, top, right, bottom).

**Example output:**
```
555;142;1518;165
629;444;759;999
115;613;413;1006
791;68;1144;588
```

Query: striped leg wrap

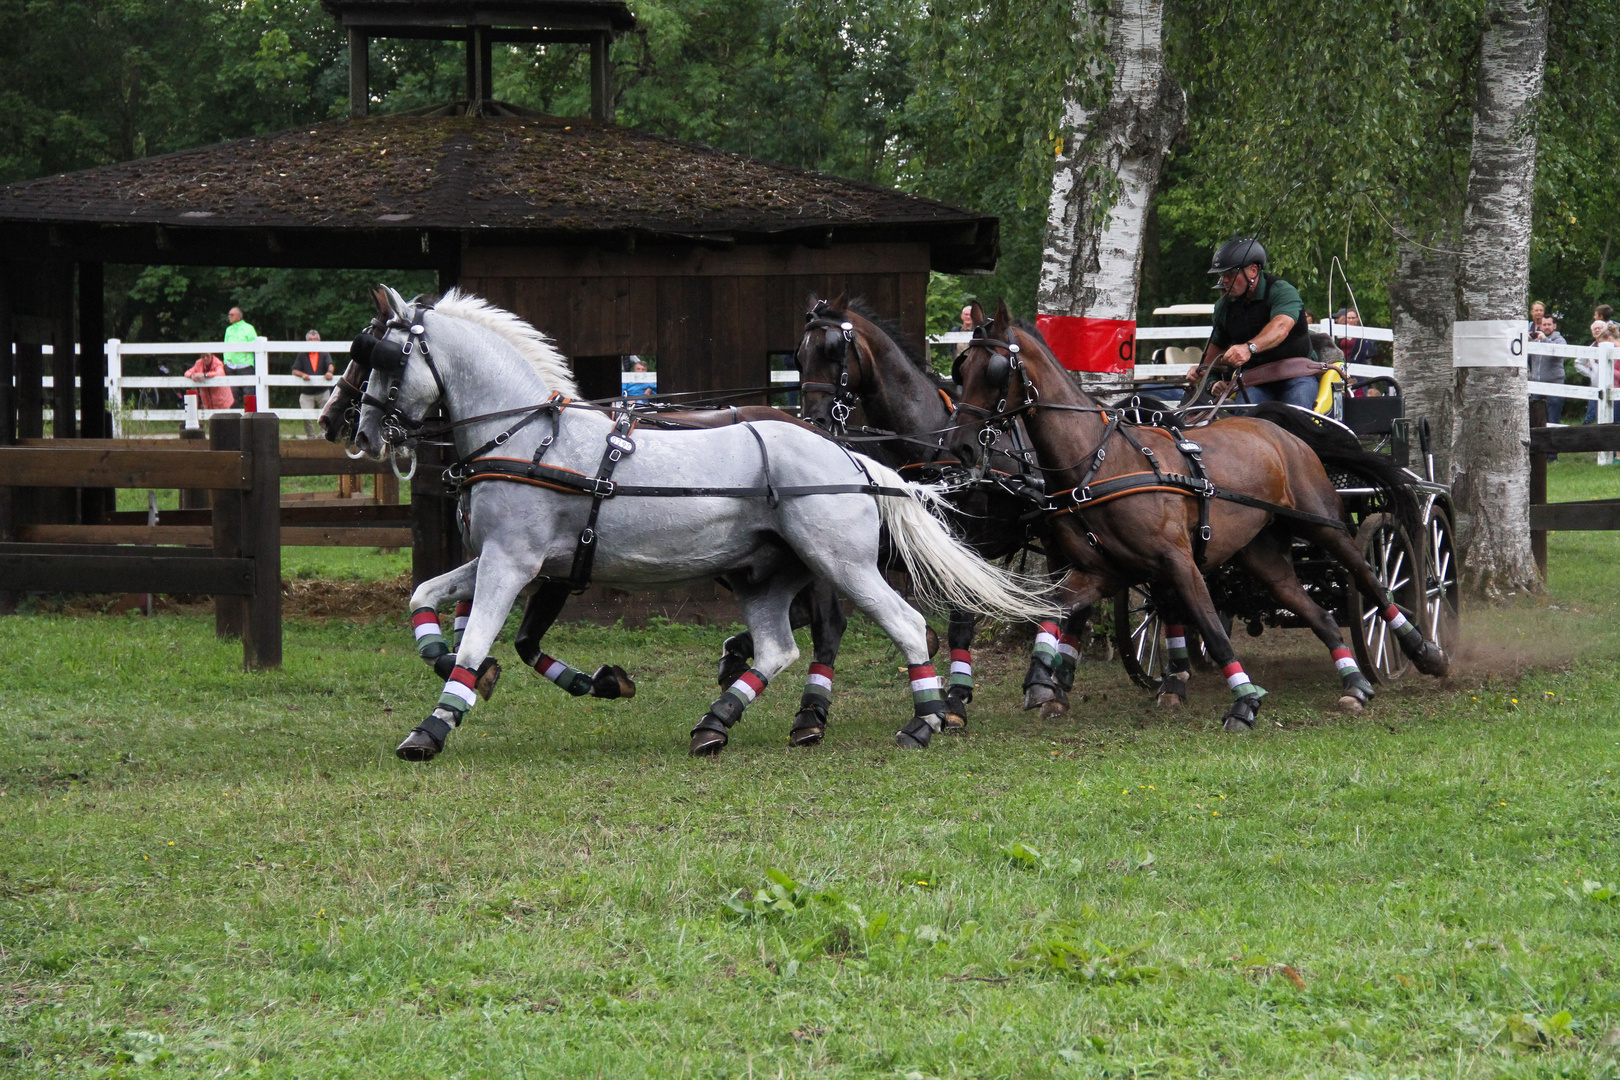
707;668;768;728
1031;621;1061;669
909;663;947;732
535;653;592;697
435;665;479;726
1330;646;1364;684
947;649;974;694
1380;602;1425;649
412;607;449;661
1165;624;1190;671
452;601;472;650
1221;660;1267;701
798;663;833;719
1055;631;1082;689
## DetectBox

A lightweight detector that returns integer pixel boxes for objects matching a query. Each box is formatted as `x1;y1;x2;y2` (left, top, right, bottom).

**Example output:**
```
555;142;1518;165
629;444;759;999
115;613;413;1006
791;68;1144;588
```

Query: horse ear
371;287;392;318
993;299;1013;327
829;289;849;311
968;300;986;328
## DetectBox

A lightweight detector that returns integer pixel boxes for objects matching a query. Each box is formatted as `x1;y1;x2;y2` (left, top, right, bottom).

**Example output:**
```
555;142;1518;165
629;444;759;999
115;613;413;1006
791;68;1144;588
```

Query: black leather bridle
798;304;862;436
360;302;449;448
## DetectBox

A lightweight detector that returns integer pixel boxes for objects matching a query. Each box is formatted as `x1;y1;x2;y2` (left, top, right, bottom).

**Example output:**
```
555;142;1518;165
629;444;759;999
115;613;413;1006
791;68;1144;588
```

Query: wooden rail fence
1527;401;1620;576
0;413;282;668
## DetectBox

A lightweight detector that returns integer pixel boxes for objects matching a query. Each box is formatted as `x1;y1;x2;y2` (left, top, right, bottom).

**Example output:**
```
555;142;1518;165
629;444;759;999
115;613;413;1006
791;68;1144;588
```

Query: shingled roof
0;115;997;270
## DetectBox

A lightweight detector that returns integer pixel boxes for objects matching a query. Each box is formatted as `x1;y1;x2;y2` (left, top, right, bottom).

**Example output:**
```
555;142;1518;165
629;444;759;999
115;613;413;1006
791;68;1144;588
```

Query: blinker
349;332;379;368
371;335;408;375
984;351;1011;389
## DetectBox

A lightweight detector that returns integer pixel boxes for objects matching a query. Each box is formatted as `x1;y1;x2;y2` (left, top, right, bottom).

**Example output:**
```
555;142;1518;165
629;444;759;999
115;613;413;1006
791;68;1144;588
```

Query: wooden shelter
0;0;998;536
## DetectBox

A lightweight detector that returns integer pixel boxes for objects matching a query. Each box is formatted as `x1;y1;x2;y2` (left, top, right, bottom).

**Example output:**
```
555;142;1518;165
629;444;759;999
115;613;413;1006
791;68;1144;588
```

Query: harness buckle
494;431;510;446
1200;525;1212;541
977;426;996;447
1203;479;1216;497
1074;486;1092;504
590;478;617;498
580;526;595;545
1140;445;1156;458
830;401;851;423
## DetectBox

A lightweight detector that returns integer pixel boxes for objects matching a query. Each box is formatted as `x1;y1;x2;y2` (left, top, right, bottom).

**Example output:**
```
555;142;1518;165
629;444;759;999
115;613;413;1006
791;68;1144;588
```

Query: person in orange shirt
183;353;235;410
292;330;336;437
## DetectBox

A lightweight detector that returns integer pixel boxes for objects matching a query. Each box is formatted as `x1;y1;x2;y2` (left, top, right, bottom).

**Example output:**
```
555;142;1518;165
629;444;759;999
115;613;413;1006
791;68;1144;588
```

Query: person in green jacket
223;306;257;408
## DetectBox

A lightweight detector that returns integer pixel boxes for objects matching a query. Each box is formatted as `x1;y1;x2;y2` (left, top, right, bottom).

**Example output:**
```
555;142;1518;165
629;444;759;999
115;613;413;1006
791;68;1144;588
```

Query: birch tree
1391;240;1460;481
1039;0;1185;390
1451;0;1549;599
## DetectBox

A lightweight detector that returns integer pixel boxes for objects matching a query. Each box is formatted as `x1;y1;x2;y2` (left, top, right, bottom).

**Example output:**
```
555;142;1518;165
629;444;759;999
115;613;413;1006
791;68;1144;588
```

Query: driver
1192;237;1318;408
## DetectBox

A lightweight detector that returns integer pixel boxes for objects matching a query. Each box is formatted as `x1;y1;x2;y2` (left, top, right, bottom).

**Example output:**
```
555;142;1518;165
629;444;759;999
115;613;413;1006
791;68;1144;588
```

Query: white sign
1453;319;1527;367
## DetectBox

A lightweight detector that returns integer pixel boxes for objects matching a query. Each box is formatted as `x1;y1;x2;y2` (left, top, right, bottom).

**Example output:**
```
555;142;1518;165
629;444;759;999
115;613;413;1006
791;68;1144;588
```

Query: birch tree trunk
1390;238;1458;481
1451;0;1548;599
1039;0;1186;392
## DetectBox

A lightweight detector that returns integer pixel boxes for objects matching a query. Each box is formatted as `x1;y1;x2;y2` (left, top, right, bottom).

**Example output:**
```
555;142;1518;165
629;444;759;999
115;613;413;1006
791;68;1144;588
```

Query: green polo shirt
223;319;258;370
1210;273;1313;365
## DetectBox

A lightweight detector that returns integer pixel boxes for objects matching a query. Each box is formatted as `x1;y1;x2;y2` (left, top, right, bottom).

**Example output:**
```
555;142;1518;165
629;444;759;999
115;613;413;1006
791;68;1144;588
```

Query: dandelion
168;841;174;846
1213;811;1220;817
1511;698;1518;704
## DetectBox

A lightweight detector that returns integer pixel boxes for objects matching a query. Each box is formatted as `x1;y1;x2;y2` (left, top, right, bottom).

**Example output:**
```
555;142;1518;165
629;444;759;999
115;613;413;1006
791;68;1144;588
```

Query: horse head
351;286;446;459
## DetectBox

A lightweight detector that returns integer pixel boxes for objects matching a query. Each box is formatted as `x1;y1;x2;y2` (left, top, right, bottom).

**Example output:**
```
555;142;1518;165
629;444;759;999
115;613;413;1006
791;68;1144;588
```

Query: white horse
352;288;1053;759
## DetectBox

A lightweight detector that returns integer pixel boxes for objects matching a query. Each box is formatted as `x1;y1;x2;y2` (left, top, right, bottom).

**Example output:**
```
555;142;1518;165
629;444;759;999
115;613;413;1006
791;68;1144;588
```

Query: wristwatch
1246;341;1257;358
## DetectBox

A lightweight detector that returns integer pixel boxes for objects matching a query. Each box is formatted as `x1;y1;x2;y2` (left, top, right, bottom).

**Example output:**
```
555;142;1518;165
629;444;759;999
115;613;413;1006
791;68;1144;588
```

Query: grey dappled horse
351;288;1054;760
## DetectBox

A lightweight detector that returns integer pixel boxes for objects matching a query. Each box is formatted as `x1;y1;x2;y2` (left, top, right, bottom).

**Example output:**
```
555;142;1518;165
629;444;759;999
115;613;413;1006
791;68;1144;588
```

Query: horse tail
1250;402;1423;542
857;456;1057;623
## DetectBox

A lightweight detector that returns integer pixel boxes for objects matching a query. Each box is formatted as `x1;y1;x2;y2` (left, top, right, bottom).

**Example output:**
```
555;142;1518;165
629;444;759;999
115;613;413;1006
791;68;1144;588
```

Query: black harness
798;308;861;437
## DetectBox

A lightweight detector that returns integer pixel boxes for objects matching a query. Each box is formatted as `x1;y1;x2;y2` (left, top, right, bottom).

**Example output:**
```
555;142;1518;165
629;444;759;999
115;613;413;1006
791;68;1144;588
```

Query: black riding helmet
1208;236;1267;276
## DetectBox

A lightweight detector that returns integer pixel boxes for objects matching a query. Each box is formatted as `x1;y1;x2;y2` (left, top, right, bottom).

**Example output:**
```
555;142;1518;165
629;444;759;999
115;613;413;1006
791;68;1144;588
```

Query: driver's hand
1210;379;1233;398
1220;343;1251;367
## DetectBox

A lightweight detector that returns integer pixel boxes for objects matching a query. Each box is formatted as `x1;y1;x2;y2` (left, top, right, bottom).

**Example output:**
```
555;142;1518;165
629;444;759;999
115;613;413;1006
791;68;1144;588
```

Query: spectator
953;304;975;358
1528;314;1567;443
1580;322;1620;424
222;306;257;407
621;355;656;398
1333;308;1378;365
1595;304;1613;324
291;329;335;437
183;353;235;410
1529;300;1545;333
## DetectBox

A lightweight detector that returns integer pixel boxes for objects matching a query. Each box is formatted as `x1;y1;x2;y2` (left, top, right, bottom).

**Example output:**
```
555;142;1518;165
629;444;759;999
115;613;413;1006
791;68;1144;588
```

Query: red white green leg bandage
1031;621;1061;669
692;668;770;744
452;601;472;650
408;664;479;749
413;607;449;662
798;662;833;719
1165;624;1191;672
1381;600;1425;650
1055;630;1082;689
1332;645;1376;702
535;653;593;696
947;649;974;698
1221;660;1267;700
896;663;948;747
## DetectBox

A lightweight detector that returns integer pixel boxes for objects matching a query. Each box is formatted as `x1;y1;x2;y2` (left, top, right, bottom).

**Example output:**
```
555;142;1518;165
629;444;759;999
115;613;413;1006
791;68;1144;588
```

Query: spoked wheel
1349;512;1423;683
1114;586;1165;691
1422;502;1461;658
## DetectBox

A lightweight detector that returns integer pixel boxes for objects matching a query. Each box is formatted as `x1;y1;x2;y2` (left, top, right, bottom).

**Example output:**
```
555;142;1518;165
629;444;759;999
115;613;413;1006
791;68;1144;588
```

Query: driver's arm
1216;313;1295;368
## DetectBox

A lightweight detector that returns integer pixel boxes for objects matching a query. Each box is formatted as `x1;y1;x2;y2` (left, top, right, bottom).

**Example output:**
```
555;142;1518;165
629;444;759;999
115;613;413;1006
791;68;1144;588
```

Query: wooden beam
211;416;245;639
282;526;413;547
1529;500;1620;531
1529;399;1547;577
0;447;250;489
349;28;369;119
1526;422;1620;453
590;32;611;122
17;524;211;545
0;552;254;595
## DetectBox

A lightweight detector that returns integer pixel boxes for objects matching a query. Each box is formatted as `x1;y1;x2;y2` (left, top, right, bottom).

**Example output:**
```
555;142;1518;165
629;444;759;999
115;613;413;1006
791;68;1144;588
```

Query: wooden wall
459;242;931;400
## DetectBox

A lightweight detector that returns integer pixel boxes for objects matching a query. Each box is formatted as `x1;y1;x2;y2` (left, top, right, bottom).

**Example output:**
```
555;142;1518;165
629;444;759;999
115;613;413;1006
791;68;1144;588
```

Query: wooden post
1529;398;1547;578
78;261;109;523
348;28;369;119
211;415;245;640
49;263;75;440
242;414;281;669
0;271;12;615
590;32;611;122
412;440;448;587
15;341;42;440
479;27;493;102
179;425;209;508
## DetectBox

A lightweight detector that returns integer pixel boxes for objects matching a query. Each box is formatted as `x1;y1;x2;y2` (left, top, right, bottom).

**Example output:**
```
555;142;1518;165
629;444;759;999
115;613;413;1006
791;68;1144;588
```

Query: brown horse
946;302;1448;731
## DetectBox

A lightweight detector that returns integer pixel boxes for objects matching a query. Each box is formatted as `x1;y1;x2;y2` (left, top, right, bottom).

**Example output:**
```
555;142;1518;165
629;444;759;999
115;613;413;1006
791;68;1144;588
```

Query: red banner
1036;314;1136;374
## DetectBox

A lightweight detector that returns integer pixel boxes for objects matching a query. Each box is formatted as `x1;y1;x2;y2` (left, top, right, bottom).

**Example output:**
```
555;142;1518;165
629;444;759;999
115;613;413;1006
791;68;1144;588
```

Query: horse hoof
591;664;636;700
689;729;728;757
894;729;928;749
942;709;967;735
395;728;441;762
1156;692;1185;710
1221;693;1262;733
1022;684;1056;711
1222;714;1255;733
1414;644;1450;678
1337;694;1364;713
788;726;824;747
1039;699;1068;720
895;717;934;749
475;657;502;701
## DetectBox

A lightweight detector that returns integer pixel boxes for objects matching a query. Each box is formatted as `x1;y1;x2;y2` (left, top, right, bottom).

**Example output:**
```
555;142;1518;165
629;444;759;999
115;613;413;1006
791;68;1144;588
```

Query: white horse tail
860;456;1057;623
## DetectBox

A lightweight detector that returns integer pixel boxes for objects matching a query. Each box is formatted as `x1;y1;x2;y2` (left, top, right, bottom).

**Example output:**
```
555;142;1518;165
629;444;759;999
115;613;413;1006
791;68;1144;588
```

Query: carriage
1111;377;1460;690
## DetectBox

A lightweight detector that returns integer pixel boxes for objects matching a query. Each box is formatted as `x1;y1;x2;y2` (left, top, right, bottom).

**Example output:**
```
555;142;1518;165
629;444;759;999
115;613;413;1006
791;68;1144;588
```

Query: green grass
4;471;1620;1077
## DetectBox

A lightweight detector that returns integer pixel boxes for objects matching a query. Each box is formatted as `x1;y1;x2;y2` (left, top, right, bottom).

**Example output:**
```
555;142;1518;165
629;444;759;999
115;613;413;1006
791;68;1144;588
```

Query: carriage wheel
1113;586;1164;690
1422;504;1461;657
1349;513;1423;683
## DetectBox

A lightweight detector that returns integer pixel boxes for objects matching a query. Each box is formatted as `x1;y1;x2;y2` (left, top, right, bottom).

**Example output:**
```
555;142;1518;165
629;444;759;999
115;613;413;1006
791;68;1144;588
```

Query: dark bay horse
715;295;1088;744
946;303;1448;731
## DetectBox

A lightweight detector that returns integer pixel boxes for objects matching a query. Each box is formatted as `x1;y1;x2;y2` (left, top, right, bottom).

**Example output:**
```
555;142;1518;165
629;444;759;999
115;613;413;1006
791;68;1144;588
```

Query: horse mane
838;297;933;376
383;285;580;398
